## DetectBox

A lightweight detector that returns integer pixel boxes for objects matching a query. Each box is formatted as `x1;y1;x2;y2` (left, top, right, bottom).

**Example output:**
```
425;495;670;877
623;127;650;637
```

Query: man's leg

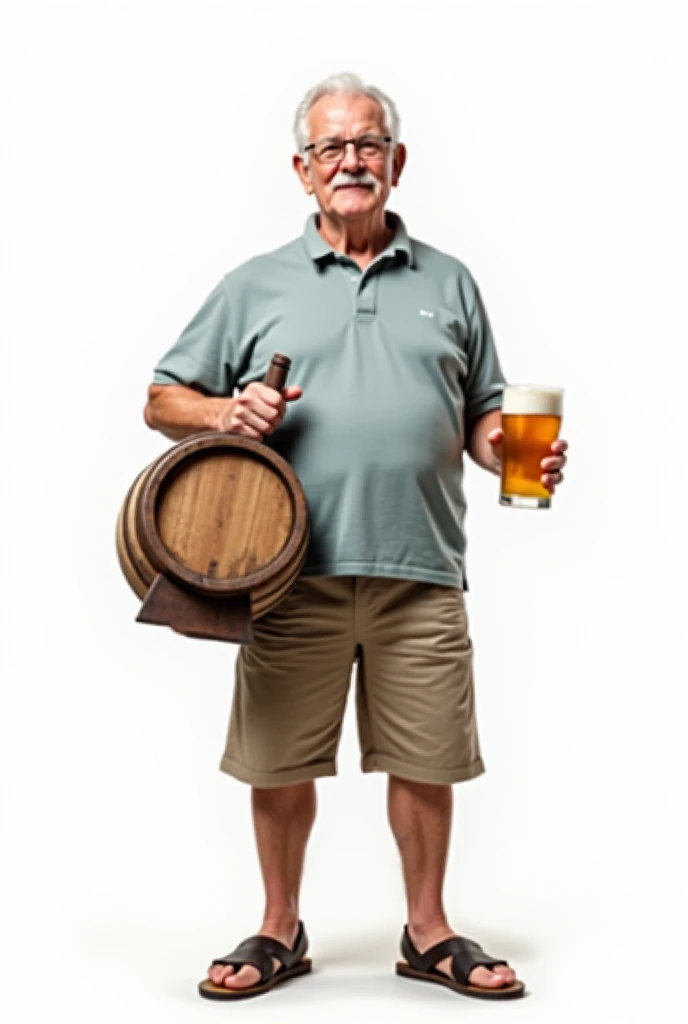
208;780;316;990
387;775;516;990
210;578;355;990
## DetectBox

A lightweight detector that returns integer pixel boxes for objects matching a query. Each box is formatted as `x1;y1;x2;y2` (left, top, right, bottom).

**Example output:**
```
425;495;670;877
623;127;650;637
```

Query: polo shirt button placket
356;272;379;321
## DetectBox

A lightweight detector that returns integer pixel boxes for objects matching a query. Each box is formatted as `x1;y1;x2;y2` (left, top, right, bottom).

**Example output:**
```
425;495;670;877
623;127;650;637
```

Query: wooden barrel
116;433;309;620
116;353;310;625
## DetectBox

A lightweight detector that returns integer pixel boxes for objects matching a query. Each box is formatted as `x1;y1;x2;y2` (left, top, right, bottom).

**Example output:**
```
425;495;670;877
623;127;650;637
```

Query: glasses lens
315;141;344;162
358;137;386;159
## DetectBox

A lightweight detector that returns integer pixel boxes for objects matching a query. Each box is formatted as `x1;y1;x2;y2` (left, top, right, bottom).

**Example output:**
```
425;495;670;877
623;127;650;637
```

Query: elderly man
144;72;567;1002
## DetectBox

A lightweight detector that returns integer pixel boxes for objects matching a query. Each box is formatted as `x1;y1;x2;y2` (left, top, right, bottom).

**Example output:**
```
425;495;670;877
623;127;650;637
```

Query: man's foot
206;918;300;991
407;922;516;990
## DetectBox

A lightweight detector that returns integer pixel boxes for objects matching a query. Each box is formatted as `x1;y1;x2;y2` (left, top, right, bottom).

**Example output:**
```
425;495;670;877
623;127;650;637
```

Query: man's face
294;93;405;221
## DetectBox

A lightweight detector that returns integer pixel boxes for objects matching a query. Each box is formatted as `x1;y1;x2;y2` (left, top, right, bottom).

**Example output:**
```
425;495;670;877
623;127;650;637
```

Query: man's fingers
541;471;563;491
243;409;274;434
244;382;282;406
235;423;263;439
230;404;272;436
239;393;280;422
256;400;281;424
233;382;301;436
256;382;302;404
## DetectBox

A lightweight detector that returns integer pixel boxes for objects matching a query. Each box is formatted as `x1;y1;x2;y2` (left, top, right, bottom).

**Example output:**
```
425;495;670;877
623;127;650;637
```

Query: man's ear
391;143;407;188
293;153;314;195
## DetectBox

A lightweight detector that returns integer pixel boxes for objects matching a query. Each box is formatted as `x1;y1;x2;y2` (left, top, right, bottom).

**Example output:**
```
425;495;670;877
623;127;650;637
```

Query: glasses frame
303;133;394;164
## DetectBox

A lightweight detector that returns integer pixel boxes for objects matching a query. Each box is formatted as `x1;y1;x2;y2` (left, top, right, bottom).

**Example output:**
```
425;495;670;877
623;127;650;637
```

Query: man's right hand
144;381;303;444
219;382;303;440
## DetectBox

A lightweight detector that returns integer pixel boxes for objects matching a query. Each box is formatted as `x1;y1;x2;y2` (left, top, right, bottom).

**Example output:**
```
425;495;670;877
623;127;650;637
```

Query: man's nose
341;142;362;172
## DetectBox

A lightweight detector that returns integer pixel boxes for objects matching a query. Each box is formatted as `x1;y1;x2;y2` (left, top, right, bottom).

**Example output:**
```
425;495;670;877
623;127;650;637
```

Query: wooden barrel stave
251;523;310;619
116;481;149;601
124;465;159;589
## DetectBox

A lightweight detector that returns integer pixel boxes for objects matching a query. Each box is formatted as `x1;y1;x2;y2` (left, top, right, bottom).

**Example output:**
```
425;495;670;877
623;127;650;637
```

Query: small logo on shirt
419;309;435;318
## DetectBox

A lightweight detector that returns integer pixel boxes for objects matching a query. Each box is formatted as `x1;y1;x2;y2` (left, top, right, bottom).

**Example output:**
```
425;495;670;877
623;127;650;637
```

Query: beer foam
501;385;563;417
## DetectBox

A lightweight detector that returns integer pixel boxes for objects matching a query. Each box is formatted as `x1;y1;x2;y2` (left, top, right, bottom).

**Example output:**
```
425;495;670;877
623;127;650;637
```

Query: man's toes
223;965;261;989
493;965;516;985
207;965;233;985
469;966;509;988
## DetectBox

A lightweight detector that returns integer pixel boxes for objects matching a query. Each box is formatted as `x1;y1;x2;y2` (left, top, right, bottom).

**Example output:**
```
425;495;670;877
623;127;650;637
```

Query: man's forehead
307;93;385;137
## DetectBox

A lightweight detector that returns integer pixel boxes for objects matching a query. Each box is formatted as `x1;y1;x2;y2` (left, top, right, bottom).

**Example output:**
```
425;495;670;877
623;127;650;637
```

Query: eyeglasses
303;133;394;164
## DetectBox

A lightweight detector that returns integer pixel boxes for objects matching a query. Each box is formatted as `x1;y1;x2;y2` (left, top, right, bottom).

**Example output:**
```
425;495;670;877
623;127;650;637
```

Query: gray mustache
331;172;378;190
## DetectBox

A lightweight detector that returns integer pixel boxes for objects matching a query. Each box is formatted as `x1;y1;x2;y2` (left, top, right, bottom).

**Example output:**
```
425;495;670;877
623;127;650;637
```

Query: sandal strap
211;921;308;983
449;938;508;986
401;926;508;985
212;940;273;984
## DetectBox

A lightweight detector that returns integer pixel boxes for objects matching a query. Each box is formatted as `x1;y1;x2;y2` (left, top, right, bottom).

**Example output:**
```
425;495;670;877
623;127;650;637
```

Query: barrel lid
136;433;309;596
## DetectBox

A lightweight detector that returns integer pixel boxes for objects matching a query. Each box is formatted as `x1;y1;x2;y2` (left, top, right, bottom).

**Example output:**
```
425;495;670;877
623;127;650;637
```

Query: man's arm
144;382;303;443
144;384;233;442
460;274;505;473
466;408;502;475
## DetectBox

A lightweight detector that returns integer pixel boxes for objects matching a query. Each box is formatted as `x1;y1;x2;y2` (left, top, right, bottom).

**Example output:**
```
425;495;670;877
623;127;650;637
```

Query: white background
2;0;687;1020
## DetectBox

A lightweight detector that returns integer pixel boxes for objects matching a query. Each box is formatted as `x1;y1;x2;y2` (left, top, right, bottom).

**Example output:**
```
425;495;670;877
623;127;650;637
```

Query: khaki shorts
220;576;484;788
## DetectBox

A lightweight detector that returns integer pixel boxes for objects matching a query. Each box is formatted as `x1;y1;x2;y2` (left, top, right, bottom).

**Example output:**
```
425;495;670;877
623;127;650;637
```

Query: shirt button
350;275;357;283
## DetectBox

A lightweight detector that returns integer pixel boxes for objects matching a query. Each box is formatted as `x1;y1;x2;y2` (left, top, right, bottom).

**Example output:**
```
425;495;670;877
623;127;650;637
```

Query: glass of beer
500;385;564;509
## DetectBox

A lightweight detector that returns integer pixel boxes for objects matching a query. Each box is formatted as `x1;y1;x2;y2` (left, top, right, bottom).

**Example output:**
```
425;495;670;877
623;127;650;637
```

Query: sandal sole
396;961;525;1000
198;959;312;1000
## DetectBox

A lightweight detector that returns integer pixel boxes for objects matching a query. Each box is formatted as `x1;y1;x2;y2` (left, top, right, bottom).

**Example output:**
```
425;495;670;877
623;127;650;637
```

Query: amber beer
500;385;563;509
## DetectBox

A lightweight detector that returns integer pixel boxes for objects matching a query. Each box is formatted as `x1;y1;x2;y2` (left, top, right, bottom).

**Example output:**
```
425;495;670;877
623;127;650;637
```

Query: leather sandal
198;920;311;1000
396;925;525;1000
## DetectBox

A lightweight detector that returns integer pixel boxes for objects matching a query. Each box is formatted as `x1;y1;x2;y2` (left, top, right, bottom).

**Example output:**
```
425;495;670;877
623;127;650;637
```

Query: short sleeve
152;278;235;395
464;282;506;427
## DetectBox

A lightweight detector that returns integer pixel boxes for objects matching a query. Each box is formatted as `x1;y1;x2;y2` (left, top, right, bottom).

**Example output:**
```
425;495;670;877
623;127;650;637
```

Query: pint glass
499;385;564;509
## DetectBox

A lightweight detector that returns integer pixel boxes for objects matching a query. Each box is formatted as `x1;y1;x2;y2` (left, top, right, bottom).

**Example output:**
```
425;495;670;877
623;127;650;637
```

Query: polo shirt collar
303;210;414;267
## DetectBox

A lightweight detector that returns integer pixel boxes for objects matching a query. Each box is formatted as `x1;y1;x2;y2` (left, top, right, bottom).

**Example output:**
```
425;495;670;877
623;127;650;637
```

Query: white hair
293;72;401;159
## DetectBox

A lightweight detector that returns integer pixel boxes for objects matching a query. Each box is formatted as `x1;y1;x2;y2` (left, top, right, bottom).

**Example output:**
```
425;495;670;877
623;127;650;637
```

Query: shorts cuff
360;753;485;785
219;755;337;788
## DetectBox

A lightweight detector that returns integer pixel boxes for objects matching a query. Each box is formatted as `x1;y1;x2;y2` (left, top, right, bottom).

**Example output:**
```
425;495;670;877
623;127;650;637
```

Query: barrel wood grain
156;450;293;579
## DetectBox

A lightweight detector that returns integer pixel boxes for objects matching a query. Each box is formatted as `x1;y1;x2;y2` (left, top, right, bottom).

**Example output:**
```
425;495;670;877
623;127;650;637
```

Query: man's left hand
487;430;569;495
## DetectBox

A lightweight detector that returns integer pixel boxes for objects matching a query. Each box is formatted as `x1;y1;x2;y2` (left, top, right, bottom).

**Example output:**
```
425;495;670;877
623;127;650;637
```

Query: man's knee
251;779;317;811
388;774;452;794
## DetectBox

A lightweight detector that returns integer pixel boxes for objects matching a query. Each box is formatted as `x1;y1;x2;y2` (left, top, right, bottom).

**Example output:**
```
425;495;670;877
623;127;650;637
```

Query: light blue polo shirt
152;212;506;589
